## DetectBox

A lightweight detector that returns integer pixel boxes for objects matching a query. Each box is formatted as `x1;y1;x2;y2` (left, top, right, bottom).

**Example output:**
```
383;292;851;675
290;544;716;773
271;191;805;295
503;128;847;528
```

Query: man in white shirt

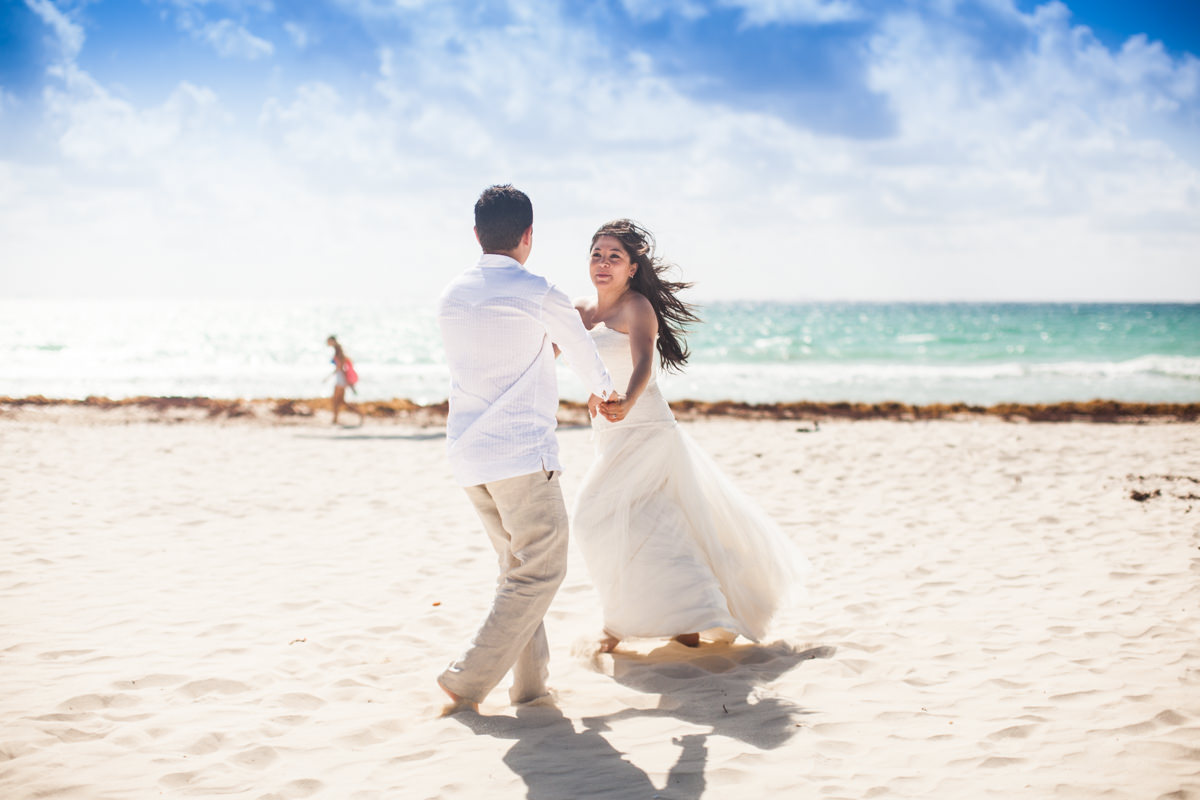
436;184;615;713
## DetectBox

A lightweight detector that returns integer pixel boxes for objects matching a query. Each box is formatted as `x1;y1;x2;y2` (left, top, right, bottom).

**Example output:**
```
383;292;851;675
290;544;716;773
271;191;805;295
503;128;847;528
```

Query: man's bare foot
437;679;478;716
598;634;620;653
673;633;701;648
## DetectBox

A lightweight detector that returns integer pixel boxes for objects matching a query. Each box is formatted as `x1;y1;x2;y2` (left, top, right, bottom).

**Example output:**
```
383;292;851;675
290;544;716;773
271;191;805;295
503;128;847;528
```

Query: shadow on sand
454;640;834;799
293;431;447;442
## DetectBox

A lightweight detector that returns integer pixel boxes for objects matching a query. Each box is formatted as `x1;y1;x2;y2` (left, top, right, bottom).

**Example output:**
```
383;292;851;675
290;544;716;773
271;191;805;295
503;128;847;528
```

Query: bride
570;219;808;653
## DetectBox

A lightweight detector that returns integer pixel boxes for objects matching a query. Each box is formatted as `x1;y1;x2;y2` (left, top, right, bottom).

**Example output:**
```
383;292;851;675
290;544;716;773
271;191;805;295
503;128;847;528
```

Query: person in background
326;335;363;426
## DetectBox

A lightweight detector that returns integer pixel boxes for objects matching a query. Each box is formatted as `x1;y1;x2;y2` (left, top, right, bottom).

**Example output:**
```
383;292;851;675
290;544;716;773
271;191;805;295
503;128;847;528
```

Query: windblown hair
592;219;701;372
474;184;533;253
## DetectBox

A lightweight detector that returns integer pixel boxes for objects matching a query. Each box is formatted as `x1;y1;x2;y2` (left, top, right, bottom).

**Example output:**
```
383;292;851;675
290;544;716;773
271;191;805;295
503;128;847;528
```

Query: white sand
1;407;1198;799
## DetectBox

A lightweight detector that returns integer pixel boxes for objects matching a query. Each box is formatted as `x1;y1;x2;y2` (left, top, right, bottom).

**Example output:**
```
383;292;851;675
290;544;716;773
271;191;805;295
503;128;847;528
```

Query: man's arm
540;285;615;399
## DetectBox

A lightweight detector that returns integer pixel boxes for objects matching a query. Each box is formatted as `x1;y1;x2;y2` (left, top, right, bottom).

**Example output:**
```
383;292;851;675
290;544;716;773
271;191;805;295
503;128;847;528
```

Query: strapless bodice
589;323;675;431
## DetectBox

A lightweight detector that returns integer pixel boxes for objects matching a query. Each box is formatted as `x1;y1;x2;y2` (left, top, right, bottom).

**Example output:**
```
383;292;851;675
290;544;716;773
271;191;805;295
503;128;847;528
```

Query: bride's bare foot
673;633;701;648
598;634;620;653
437;679;478;716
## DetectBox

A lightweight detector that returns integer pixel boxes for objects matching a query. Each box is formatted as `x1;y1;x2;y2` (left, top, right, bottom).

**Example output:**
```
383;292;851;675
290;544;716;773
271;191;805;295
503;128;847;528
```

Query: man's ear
474;226;482;247
522;225;533;246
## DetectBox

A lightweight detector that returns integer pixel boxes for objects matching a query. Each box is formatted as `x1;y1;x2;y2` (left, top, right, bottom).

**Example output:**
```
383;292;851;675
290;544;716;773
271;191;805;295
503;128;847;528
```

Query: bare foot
673;633;701;648
598;634;620;653
437;679;478;716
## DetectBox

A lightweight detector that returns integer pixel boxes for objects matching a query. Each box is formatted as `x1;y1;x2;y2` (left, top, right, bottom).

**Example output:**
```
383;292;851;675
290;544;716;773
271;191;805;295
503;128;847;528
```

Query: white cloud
619;0;860;25
329;0;440;19
0;89;17;117
4;0;1199;302
43;59;227;165
153;0;278;13
40;62;221;168
618;0;708;22
152;1;276;59
719;0;862;26
283;21;311;49
197;18;275;58
260;80;414;170
861;3;1200;232
22;0;230;165
24;0;85;64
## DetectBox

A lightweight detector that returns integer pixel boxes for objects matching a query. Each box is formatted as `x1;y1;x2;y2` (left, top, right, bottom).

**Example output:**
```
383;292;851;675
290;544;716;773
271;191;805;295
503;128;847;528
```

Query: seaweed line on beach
2;395;1198;425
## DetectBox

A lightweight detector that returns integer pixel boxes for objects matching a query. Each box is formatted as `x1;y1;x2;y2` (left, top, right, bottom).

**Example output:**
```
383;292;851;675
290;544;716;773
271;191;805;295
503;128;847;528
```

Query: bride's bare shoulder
620;291;658;335
624;291;655;320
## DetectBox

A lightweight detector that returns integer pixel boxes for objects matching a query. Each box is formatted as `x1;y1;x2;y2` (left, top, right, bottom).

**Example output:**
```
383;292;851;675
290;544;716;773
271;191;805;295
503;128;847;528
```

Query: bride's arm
600;294;657;422
624;295;657;407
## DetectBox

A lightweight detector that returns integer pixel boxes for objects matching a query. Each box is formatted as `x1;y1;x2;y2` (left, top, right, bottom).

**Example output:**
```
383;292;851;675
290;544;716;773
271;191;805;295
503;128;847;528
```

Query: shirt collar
477;253;524;269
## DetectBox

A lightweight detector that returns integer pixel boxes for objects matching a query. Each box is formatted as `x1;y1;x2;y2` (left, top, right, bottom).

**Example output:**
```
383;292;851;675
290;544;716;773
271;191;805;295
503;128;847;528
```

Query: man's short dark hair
474;184;533;253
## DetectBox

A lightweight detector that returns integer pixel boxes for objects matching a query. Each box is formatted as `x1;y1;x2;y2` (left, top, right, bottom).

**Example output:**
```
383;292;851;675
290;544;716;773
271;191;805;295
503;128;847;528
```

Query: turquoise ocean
2;300;1197;406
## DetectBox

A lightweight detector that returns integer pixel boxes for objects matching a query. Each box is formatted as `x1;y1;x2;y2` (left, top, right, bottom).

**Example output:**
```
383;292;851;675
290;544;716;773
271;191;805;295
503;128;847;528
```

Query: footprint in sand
0;742;34;762
110;673;187;691
337;729;384;748
273;778;324;798
186;732;228;756
386;749;436;765
57;693;139;712
275;692;325;711
230;745;279;769
1126;740;1200;761
987;724;1038;740
158;771;199;789
38;649;96;661
46;726;108;743
176;678;252;699
1048;689;1102;703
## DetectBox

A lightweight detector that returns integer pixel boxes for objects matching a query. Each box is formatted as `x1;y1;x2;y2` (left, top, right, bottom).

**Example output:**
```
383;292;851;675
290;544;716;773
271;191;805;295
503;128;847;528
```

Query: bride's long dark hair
592;219;701;373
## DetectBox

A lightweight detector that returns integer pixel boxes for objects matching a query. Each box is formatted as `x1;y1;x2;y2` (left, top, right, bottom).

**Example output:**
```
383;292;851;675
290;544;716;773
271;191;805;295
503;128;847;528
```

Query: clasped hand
588;391;628;422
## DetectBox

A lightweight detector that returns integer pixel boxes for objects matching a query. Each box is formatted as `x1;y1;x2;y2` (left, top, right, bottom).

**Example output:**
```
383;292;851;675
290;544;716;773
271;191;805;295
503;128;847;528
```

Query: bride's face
590;235;635;291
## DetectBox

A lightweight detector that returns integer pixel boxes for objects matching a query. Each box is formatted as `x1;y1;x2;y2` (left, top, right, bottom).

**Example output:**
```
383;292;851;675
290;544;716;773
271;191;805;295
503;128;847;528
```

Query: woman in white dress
571;219;808;653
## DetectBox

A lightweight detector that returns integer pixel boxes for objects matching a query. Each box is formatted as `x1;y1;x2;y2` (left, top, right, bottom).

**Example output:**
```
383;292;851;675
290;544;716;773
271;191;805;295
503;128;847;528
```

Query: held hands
597;391;630;422
588;391;625;421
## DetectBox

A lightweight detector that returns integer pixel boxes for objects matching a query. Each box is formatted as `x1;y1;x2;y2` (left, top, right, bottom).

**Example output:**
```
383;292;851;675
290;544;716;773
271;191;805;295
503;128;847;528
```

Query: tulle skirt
572;421;809;642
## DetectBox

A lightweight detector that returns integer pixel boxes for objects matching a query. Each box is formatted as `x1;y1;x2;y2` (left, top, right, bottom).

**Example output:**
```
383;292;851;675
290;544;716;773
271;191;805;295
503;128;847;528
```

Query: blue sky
1;0;1198;302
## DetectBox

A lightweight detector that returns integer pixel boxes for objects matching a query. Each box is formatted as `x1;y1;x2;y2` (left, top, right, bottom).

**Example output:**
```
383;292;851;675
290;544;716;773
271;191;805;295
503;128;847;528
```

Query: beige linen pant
438;469;569;705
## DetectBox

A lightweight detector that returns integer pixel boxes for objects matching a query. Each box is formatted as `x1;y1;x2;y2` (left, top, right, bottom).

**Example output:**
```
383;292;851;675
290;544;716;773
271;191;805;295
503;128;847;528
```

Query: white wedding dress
572;323;809;643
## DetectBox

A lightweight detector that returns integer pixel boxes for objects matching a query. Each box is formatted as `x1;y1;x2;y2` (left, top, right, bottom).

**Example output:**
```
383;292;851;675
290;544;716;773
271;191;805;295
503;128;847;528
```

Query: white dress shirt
438;254;615;487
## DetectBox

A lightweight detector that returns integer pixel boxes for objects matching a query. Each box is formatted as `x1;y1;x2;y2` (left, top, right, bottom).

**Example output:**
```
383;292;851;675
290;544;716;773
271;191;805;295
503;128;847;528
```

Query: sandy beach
1;403;1198;799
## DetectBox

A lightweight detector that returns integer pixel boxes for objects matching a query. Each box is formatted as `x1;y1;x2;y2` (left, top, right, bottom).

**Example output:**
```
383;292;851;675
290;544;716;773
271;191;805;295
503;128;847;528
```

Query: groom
436;184;615;713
